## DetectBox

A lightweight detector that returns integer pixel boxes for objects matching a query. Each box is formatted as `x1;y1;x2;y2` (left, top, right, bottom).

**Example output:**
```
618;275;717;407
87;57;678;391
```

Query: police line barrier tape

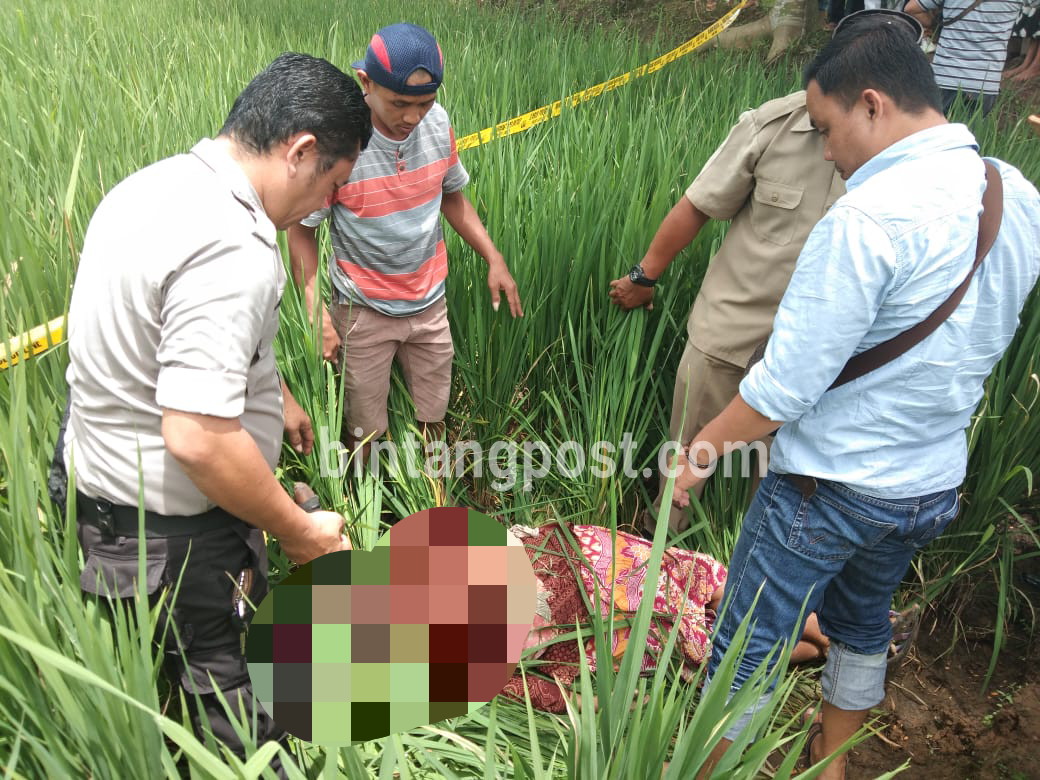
1;3;747;371
0;316;65;371
457;0;748;151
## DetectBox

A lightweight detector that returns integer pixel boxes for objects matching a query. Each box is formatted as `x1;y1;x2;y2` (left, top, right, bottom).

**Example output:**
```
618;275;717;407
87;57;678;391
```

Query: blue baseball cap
352;23;443;95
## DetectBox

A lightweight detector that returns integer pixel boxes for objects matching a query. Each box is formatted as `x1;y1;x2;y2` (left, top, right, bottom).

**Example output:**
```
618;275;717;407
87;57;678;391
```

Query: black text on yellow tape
0;316;66;371
3;4;747;364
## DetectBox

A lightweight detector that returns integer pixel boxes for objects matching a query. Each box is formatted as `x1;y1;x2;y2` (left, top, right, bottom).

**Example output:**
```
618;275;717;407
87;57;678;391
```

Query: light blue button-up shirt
740;124;1040;498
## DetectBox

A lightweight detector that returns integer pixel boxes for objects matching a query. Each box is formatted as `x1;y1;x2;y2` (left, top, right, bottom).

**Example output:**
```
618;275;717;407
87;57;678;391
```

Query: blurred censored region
245;507;537;744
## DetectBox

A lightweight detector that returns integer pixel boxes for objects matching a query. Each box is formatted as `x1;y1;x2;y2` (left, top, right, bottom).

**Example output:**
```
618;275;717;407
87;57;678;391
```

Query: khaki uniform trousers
652;341;769;533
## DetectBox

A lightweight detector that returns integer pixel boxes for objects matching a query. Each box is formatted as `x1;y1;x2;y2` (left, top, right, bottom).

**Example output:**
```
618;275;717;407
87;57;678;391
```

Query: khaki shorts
330;297;454;440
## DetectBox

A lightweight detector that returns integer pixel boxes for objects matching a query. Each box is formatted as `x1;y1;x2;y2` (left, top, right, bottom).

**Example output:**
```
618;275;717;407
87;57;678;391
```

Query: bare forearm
286;223;321;292
640;197;711;278
162;410;310;538
441;190;500;261
902;0;933;27
686;393;782;463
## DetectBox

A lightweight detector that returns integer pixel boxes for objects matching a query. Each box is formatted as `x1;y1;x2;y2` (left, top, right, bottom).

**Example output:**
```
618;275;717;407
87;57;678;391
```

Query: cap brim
351;60;366;71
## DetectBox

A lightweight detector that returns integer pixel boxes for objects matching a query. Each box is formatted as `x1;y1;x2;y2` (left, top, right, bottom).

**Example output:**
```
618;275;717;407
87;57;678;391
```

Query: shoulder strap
829;161;1003;390
943;0;986;29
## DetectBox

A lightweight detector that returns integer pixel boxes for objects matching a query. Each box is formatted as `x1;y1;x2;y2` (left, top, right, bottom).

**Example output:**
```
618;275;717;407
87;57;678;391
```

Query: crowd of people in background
819;0;1040;121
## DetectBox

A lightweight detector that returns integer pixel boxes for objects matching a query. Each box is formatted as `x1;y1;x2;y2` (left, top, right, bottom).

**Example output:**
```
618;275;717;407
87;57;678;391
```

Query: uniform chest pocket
750;179;805;246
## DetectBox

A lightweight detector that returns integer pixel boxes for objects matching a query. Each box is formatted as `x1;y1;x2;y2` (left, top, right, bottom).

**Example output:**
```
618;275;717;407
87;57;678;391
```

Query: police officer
60;53;370;768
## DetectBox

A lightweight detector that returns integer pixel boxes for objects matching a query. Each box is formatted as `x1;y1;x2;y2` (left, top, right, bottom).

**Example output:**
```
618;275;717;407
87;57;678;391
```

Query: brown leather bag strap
829;161;1004;390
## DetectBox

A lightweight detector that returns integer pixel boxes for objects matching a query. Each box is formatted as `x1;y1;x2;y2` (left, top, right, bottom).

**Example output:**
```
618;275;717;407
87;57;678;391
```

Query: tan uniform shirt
685;90;846;366
64;138;286;516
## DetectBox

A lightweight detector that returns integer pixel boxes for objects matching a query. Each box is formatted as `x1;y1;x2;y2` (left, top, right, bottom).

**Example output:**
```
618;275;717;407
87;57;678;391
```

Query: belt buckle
95;499;116;538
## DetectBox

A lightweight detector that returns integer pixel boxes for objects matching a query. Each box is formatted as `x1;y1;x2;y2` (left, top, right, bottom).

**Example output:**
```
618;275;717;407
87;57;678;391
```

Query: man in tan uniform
609;90;845;532
60;54;368;773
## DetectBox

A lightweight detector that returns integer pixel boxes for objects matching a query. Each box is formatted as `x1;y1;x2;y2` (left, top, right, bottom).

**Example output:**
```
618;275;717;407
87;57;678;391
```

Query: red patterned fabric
499;522;727;713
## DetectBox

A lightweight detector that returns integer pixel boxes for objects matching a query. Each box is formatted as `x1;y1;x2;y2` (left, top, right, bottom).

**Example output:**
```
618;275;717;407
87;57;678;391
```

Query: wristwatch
628;264;658;287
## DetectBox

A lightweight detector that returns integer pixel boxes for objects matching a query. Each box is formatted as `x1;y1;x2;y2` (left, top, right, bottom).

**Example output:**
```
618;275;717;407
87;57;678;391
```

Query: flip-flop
887;605;921;667
796;706;824;772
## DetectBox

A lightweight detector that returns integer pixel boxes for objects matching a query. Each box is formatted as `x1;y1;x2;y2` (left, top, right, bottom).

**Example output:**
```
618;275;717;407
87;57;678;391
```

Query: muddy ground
847;584;1040;779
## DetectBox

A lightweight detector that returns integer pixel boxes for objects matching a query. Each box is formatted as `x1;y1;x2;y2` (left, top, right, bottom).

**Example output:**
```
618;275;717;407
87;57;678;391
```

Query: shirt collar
846;123;979;190
190;138;278;247
791;108;815;133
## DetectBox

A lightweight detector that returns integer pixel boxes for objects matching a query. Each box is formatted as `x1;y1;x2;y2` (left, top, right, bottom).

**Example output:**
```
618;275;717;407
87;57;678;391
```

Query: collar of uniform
190;138;278;248
846;122;979;191
791;106;814;133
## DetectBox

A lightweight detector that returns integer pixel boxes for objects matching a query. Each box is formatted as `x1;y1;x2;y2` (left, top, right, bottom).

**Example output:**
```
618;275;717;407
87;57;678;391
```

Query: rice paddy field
1;0;1039;777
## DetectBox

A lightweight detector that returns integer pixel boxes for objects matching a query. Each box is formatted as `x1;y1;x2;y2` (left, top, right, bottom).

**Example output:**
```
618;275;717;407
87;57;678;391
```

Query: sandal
796;706;824;772
887;605;921;667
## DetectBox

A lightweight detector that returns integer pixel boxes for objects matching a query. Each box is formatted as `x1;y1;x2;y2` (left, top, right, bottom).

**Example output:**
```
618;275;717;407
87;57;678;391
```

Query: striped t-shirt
303;103;469;316
918;0;1022;96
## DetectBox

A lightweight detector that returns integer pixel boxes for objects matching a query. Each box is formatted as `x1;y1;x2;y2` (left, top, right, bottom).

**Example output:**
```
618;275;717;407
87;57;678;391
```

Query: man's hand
669;447;711;508
487;255;524;317
279;509;351;564
283;387;314;455
318;305;341;362
609;275;655;311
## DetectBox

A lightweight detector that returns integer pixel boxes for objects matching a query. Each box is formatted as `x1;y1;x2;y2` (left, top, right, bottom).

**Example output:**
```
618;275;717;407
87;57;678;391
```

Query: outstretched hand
488;257;524;317
283;389;314;455
608;276;654;311
669;447;710;508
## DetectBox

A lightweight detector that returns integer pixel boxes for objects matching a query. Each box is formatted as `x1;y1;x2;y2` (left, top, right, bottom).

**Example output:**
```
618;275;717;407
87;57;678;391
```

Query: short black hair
221;52;372;171
804;20;942;114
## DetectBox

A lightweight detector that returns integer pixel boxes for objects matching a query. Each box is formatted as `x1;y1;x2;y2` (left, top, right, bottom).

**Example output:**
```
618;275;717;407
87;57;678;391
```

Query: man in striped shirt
905;0;1023;117
288;23;522;449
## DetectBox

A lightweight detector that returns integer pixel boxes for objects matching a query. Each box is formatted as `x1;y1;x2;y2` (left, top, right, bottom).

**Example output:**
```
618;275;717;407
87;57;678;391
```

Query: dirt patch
847;609;1040;779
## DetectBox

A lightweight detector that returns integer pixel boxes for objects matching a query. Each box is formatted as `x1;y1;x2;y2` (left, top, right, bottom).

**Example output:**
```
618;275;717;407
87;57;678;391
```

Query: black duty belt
76;491;243;538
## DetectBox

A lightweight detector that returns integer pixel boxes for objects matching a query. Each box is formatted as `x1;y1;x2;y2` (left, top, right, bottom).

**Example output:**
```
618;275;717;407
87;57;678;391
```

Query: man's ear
284;133;318;176
357;71;372;94
862;88;885;120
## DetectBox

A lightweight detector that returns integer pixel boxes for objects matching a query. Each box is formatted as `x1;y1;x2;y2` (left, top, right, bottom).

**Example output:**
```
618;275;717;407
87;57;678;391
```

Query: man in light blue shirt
675;12;1040;779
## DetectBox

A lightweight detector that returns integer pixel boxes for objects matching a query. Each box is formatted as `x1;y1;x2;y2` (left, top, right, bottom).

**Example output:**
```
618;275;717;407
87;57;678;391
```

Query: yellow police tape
1;4;747;370
0;315;65;371
457;0;748;151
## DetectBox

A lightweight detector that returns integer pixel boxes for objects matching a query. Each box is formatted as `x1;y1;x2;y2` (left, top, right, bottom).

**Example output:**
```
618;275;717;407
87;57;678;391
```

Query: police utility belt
76;491;243;538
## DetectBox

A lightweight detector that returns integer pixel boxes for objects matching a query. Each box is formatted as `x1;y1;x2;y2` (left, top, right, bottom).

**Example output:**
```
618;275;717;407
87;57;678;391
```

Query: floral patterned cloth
499;522;727;712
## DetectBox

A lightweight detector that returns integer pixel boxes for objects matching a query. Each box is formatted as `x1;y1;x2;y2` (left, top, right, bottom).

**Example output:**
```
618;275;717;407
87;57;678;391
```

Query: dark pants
941;88;998;119
827;0;864;25
77;517;289;776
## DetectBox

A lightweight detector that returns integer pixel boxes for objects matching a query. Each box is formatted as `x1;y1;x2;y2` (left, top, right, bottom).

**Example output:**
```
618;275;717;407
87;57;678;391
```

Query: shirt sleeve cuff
739;361;814;422
156;366;247;418
300;208;330;228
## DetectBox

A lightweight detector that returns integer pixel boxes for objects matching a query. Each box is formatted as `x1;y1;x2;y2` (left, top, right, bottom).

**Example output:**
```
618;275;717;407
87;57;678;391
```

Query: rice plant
2;0;1037;775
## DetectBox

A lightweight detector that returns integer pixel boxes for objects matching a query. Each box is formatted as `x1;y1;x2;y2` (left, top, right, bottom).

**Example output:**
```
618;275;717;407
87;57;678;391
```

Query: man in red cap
288;23;523;455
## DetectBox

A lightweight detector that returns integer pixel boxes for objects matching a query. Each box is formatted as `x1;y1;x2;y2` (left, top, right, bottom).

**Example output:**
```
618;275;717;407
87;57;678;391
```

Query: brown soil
848;595;1040;779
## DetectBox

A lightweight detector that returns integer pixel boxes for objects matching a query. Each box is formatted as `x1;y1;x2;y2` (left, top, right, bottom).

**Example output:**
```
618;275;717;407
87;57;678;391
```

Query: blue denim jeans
707;470;959;730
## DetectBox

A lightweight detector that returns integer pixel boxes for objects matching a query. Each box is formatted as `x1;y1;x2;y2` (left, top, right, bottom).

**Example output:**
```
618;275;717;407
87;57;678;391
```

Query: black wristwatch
628;264;658;287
